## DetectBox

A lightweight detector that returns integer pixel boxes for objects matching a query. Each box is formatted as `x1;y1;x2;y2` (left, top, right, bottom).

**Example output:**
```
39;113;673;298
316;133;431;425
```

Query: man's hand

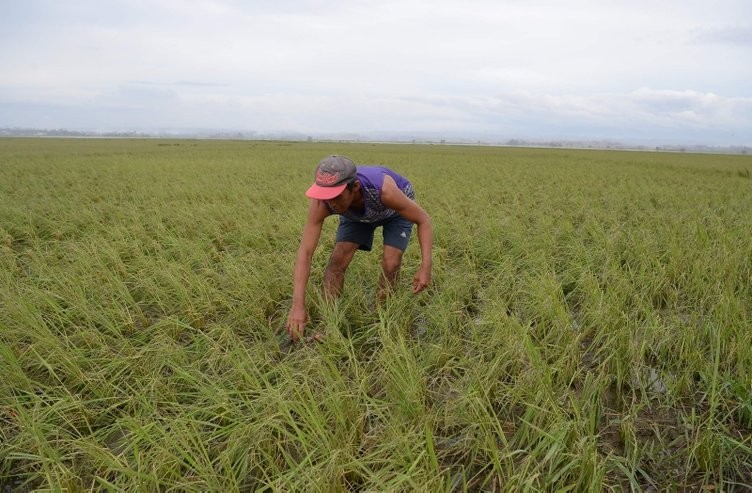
286;305;307;342
412;264;431;293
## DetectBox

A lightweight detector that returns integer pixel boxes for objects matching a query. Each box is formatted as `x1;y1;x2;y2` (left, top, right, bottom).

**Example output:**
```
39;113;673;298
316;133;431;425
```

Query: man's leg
326;216;376;300
379;245;404;301
378;215;414;302
324;241;359;300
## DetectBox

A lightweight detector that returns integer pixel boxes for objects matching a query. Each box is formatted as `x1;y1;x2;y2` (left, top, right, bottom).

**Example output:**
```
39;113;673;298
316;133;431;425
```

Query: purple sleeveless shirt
326;166;415;223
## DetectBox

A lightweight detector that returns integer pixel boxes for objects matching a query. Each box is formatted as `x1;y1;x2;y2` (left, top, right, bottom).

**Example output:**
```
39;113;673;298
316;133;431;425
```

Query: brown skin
286;175;433;341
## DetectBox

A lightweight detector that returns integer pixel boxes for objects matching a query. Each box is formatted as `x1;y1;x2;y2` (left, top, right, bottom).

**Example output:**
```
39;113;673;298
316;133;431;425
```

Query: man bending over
286;155;433;341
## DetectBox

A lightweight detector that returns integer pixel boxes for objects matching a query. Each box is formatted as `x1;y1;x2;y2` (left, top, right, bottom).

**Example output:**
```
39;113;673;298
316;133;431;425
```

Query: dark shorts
336;215;414;252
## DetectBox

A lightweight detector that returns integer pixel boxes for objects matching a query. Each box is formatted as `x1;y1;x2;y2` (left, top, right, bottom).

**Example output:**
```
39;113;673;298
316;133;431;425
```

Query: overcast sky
1;0;751;145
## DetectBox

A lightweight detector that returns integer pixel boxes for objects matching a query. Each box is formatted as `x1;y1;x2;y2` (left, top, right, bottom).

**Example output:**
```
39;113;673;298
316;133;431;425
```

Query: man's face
326;181;358;213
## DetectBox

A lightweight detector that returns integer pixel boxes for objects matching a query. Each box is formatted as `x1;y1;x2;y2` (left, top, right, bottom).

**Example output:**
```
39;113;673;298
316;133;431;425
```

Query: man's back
330;166;414;223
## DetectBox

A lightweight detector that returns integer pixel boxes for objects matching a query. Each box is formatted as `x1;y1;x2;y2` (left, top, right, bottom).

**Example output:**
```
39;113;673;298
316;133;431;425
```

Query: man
286;155;433;341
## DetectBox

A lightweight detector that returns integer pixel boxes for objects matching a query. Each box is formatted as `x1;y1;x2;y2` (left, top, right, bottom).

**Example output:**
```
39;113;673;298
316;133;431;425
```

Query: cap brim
305;182;347;200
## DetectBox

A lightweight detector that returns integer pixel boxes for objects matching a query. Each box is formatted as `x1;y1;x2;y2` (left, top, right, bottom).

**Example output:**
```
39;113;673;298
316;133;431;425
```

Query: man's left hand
412;265;431;293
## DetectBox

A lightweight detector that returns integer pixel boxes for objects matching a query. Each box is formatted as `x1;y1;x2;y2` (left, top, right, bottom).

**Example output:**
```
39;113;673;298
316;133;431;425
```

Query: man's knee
328;242;358;273
381;249;403;277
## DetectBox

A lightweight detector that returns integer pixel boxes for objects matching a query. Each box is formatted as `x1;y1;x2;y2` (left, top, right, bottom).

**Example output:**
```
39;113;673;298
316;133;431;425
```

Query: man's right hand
286;305;307;342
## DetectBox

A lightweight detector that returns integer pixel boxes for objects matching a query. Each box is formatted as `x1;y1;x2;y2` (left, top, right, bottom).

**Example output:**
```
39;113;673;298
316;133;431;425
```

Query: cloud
174;81;229;88
167;86;751;141
691;26;752;46
622;88;751;128
362;88;752;142
486;88;752;129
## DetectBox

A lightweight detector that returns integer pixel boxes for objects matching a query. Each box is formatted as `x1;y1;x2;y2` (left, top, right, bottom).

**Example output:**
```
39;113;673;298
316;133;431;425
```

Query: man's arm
287;199;329;340
380;175;433;293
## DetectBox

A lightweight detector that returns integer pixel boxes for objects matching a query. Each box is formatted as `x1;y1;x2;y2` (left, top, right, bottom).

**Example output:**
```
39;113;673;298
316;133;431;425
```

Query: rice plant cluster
1;138;751;491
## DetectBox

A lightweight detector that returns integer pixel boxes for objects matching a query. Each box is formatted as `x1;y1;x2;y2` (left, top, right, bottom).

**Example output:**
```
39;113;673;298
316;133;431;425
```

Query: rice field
1;137;751;491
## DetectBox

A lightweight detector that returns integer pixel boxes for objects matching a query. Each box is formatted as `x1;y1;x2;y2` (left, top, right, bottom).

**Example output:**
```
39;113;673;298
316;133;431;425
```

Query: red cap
305;155;357;200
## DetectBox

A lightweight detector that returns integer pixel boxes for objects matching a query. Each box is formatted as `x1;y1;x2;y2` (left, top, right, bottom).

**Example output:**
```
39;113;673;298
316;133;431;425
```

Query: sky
1;0;751;146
